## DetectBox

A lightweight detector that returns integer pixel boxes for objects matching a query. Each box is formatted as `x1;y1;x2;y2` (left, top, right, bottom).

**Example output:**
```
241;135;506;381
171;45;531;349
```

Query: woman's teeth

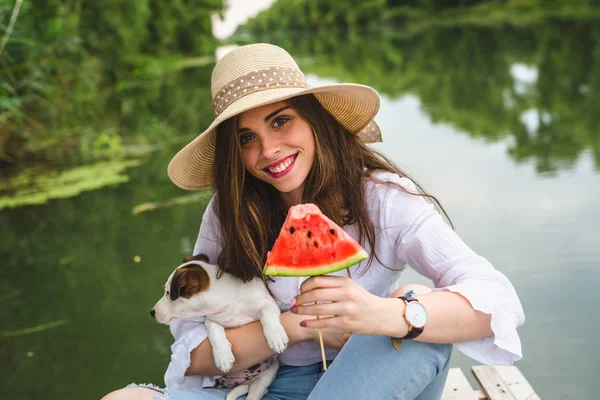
268;156;294;174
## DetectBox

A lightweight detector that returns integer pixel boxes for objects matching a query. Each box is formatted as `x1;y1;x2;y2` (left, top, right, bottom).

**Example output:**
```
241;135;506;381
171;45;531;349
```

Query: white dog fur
152;255;289;400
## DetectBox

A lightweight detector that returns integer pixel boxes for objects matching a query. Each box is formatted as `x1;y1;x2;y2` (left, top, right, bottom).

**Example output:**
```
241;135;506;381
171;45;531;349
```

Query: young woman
104;43;524;400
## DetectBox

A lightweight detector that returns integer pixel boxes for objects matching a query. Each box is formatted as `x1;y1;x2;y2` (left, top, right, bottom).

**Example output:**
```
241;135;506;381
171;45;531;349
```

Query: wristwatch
397;296;427;339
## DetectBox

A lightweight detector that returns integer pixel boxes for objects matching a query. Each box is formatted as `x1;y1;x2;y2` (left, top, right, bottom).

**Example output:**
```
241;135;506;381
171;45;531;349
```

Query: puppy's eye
165;291;169;297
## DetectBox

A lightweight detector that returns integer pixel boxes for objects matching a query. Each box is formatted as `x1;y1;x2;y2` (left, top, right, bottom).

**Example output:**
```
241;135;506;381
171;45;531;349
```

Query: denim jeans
135;334;452;400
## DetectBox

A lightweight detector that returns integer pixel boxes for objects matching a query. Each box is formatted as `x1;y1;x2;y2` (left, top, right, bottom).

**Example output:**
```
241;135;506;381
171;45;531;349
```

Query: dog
151;254;289;400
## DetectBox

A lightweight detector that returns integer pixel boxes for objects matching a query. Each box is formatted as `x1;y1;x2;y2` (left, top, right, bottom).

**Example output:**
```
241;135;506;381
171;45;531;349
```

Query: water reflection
0;64;215;210
0;148;210;398
250;21;600;174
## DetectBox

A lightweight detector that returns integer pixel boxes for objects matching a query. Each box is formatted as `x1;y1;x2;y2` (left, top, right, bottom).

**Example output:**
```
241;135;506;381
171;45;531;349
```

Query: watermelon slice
264;203;368;276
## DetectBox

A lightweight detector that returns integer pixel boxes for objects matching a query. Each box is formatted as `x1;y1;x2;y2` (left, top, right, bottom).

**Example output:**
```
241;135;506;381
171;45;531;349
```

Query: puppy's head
151;254;213;324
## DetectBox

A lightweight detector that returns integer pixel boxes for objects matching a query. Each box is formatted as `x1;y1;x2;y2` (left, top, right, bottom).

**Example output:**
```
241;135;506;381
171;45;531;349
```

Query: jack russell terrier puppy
151;254;289;400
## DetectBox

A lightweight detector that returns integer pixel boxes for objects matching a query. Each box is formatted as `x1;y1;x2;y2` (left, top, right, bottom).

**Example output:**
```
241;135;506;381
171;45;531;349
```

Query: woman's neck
280;185;304;209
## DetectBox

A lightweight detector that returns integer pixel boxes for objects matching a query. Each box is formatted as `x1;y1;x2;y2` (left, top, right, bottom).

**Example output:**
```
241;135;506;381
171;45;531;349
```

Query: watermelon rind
263;248;368;277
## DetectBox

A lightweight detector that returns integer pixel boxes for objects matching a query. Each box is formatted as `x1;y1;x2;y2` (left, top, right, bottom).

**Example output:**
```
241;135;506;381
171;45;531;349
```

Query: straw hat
168;43;382;190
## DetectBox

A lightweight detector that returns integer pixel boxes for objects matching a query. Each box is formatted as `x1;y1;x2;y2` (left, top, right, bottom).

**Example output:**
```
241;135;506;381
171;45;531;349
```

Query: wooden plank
471;366;540;400
474;390;488;399
442;368;480;400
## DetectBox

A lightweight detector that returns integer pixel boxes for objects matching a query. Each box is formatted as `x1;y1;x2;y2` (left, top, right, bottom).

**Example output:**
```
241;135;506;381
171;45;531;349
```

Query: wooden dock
442;366;540;400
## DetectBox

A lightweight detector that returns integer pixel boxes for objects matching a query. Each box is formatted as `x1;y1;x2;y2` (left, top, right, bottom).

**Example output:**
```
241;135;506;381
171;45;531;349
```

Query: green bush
0;0;223;163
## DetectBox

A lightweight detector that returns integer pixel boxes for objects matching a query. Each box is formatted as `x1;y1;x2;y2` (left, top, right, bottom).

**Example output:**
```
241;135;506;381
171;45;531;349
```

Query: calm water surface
1;23;599;400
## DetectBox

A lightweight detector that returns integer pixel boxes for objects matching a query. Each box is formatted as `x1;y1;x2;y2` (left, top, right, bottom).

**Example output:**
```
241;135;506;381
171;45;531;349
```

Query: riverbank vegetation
0;0;223;165
238;0;600;36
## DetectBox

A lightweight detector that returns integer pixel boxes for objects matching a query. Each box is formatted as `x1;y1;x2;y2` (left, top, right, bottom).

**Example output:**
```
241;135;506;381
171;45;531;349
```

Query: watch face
406;301;427;329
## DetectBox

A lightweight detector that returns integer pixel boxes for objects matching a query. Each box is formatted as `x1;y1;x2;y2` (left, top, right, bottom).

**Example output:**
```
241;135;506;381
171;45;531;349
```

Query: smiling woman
236;102;316;207
103;43;524;400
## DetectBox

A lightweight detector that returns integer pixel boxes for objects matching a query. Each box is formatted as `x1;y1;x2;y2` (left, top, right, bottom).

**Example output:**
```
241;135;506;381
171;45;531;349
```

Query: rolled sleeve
379;174;525;365
164;318;220;389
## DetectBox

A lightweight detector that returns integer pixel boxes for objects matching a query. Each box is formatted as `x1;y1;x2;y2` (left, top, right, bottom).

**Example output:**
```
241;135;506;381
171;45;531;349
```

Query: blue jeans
138;335;452;400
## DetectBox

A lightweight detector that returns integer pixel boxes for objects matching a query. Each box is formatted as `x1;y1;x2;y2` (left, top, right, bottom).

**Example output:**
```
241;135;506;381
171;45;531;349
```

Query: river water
1;21;598;400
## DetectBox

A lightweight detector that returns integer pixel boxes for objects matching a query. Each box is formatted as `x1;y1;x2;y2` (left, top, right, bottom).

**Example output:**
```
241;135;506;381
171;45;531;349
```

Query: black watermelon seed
290;227;295;234
314;241;318;248
330;229;335;234
307;231;312;238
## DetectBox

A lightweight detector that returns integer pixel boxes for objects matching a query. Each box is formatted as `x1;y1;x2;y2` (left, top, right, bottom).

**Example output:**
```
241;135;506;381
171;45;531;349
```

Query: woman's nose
260;135;281;159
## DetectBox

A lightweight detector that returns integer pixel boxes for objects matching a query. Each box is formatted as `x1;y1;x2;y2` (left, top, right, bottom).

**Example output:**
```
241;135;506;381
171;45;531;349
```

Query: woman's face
238;101;315;207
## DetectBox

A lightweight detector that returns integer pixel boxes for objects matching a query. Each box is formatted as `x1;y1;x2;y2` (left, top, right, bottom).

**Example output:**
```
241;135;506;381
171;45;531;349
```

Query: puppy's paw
265;324;289;354
213;347;236;373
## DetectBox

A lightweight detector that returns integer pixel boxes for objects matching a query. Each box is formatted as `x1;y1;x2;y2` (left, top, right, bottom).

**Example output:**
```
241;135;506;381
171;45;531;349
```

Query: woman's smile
263;153;298;178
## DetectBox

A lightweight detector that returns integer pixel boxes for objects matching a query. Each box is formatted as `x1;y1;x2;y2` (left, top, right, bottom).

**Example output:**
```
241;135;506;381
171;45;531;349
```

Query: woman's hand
282;309;351;350
291;276;407;337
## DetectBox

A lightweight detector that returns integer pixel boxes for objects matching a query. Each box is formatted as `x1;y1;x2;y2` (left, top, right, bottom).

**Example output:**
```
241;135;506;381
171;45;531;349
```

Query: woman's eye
240;133;254;145
273;117;289;128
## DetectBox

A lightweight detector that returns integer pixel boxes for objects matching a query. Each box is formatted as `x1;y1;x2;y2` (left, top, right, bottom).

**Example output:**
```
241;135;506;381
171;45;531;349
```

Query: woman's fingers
300;315;345;330
299;276;349;293
294;288;345;305
293;301;343;317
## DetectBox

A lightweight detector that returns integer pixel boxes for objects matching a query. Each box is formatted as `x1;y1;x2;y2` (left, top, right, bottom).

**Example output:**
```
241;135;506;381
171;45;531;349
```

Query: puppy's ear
183;253;210;263
170;264;210;300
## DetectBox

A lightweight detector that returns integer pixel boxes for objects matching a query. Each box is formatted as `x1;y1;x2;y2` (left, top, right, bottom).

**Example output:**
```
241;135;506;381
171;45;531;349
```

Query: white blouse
163;172;525;389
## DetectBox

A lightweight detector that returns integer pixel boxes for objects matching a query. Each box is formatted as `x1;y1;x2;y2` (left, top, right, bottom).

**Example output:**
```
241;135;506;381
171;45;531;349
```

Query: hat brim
168;83;380;190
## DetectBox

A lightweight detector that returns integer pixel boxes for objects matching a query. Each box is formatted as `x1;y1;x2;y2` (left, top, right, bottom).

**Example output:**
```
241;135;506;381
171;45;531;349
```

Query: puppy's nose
150;309;156;319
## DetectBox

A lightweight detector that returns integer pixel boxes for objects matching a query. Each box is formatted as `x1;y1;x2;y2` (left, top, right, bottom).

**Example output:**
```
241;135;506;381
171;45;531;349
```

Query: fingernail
290;297;296;306
290;306;297;313
300;321;306;327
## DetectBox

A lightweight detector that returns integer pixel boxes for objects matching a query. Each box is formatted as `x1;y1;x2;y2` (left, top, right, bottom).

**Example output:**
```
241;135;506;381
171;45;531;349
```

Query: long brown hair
212;94;450;282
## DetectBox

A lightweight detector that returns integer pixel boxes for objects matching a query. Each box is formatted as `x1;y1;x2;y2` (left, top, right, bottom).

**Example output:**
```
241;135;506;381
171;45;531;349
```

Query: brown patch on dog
183;253;209;263
170;264;210;300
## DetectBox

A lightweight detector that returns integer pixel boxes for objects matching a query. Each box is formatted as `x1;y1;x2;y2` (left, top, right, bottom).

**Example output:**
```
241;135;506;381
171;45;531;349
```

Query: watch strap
397;296;424;339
